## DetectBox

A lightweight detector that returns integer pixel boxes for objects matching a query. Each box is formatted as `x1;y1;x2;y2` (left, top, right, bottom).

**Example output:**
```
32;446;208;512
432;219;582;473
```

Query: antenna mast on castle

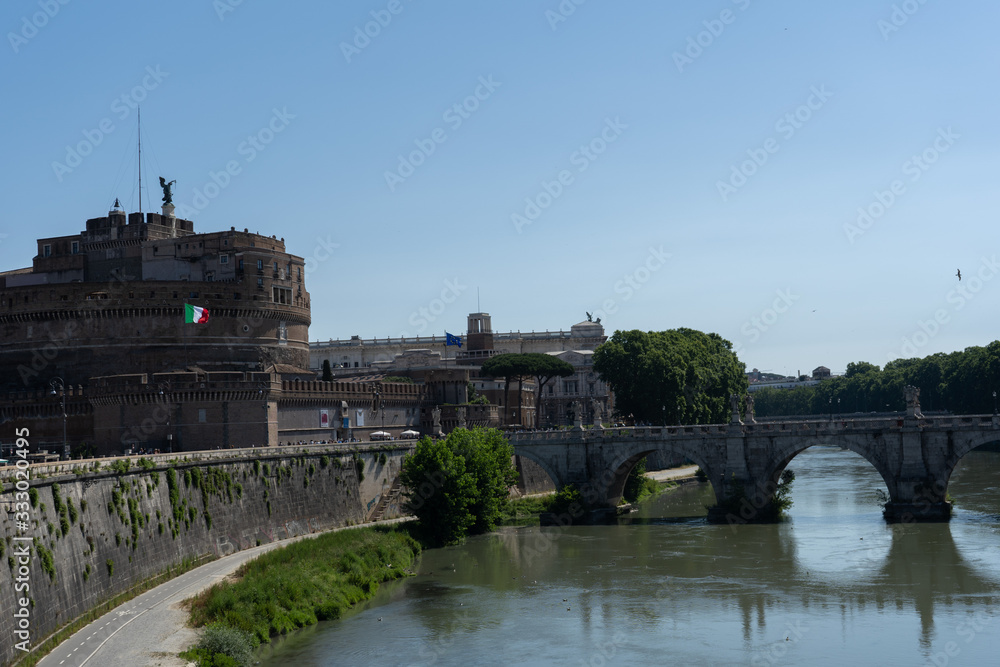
137;106;142;215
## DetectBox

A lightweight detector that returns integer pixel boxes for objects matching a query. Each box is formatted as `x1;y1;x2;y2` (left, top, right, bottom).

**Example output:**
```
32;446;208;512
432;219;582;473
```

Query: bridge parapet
509;410;1000;524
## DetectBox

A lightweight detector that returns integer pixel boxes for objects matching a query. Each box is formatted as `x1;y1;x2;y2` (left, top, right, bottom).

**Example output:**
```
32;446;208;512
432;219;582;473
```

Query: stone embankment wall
0;444;411;667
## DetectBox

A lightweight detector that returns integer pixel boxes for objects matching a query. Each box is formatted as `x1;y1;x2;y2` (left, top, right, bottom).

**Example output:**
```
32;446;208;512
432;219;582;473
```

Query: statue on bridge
457;406;467;429
591;398;603;429
744;393;756;424
904;385;924;419
730;393;741;424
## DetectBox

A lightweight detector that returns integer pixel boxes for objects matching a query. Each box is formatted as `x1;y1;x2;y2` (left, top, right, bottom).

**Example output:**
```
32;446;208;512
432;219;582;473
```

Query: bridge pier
883;501;952;523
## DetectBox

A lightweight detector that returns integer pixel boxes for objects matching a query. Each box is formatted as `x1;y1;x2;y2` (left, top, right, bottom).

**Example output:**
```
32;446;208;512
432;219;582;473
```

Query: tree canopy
752;341;1000;417
592;328;747;424
399;427;518;545
480;353;574;425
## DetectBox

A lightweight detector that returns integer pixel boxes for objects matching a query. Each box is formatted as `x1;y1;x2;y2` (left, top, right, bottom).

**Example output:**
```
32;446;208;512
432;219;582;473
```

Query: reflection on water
260;447;1000;666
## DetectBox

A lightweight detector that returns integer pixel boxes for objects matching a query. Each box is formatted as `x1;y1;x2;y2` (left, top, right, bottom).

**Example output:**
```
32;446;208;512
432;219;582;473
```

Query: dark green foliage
354;455;365;483
383;375;414;384
319;455;329;469
28;488;38;508
754;343;1000;417
67;498;78;524
593;328;747;425
80;499;87;513
84;563;92;581
106;559;114;578
481;353;575;423
187;528;419;645
138;457;155;470
184;622;257;667
321;359;334;383
253;460;261;476
548;484;585;517
400;427;518;545
466;381;490;405
622;457;658;503
378;452;387;466
109;459;130;475
36;543;56;582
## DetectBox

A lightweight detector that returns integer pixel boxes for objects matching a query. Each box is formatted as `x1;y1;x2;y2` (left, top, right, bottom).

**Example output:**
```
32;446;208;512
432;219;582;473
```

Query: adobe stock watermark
303;235;340;277
887;254;999;362
751;620;809;666
673;0;753;73
51;66;170;183
510;117;627;233
340;0;417;63
922;611;992;667
717;85;833;202
843;126;958;244
400;277;467;335
732;288;799;357
7;0;71;54
545;0;587;31
174;107;295;218
213;0;246;21
878;0;931;41
384;75;501;192
586;245;671;323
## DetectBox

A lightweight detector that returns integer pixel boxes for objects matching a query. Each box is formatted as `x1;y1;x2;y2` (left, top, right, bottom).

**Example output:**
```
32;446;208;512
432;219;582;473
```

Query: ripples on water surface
260;447;1000;666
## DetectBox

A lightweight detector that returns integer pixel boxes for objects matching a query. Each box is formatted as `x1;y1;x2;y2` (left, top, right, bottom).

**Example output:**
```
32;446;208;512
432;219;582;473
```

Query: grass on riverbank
502;478;682;525
185;525;421;650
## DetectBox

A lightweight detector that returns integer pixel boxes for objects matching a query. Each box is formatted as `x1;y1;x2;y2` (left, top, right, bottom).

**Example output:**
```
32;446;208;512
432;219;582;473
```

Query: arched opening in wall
777;444;889;523
618;449;717;523
777;444;892;578
946;439;1000;519
513;455;557;497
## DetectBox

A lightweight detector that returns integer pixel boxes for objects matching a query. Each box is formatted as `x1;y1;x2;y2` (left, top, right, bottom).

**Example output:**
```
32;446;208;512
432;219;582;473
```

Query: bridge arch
941;432;1000;493
753;435;898;510
511;449;564;492
604;441;721;508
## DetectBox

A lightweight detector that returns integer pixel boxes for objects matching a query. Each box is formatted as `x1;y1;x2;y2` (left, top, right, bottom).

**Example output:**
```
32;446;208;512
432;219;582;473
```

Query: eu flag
445;332;463;348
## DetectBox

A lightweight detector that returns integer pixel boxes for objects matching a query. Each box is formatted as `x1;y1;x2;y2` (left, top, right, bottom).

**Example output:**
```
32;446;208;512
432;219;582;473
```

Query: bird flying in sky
956;269;962;281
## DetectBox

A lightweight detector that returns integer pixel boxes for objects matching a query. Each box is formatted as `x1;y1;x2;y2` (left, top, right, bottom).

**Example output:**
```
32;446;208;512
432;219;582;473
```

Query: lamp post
993;390;997;416
155;382;173;453
49;377;68;460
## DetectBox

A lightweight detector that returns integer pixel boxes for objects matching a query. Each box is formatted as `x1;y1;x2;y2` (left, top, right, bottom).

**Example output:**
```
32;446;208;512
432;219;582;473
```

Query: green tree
400;427;518;545
321;359;333;382
593;328;746;424
481;353;572;425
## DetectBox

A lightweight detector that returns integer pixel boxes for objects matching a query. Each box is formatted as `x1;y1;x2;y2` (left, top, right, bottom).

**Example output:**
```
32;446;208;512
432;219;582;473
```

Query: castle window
257;259;263;270
233;292;241;300
220;255;229;265
198;409;207;423
71;241;79;254
42;244;51;257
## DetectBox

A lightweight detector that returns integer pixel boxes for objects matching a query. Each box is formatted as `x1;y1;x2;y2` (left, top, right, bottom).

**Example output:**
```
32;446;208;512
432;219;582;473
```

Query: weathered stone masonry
0;444;411;666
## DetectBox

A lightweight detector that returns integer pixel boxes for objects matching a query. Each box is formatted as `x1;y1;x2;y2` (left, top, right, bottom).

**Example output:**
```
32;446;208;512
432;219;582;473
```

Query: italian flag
184;304;210;324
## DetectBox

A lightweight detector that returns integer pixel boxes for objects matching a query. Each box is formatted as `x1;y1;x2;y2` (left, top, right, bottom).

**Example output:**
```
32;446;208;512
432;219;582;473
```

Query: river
259;446;1000;666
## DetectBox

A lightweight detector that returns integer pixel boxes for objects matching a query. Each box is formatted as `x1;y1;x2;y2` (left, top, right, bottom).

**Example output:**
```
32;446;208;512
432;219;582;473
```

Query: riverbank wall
0;444;412;666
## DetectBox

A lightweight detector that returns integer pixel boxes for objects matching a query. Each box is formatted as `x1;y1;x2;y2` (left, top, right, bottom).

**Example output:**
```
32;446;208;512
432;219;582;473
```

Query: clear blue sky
2;1;998;377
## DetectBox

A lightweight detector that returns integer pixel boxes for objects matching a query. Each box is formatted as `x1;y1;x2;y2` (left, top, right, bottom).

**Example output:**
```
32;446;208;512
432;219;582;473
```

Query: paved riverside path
35;519;411;667
646;464;700;483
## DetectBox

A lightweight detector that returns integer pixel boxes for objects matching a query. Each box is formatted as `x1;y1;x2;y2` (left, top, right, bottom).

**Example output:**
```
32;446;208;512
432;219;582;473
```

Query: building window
198;409;207;423
71;241;79;254
220;255;229;265
42;244;51;257
257;278;263;287
257;259;263;270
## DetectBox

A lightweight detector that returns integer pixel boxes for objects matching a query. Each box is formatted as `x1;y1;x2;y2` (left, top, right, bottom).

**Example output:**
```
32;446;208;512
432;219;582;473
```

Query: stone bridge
510;399;1000;523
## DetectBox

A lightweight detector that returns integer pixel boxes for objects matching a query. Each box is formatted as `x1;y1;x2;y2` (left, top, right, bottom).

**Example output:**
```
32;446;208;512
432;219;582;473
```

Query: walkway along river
258;446;1000;666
